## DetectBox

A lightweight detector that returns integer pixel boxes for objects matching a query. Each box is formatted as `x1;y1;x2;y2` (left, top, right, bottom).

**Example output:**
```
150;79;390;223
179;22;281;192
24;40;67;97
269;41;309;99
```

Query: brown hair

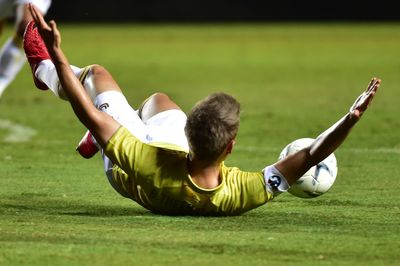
185;93;240;163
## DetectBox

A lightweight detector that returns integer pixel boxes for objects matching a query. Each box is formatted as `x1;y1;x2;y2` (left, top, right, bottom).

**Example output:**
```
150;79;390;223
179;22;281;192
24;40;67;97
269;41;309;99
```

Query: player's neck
187;156;222;189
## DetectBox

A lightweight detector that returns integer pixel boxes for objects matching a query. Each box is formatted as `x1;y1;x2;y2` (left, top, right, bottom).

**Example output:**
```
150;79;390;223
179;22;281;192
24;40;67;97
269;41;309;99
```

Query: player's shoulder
220;163;263;180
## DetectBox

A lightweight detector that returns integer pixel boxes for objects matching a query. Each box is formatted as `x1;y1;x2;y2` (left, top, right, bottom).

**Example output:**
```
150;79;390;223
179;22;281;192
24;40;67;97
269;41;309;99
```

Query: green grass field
0;23;399;265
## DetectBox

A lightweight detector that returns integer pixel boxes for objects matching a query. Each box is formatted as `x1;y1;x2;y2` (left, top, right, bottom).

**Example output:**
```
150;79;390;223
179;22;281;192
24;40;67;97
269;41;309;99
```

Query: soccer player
0;0;51;97
24;4;381;215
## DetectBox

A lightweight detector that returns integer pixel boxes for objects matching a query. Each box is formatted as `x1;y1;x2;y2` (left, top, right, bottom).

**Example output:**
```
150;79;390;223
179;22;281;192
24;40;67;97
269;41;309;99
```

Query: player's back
105;127;272;215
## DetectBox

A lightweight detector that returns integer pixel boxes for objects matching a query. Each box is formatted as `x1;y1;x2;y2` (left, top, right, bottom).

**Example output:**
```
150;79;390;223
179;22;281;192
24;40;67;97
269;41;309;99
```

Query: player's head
185;92;240;163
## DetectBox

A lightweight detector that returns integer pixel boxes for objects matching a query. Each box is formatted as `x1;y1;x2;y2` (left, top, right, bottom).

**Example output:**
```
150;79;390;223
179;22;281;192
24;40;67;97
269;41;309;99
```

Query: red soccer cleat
23;20;50;90
76;130;99;159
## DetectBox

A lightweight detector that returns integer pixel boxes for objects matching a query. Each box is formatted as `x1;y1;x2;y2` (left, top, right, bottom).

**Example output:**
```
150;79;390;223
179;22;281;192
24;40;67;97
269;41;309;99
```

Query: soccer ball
279;138;338;198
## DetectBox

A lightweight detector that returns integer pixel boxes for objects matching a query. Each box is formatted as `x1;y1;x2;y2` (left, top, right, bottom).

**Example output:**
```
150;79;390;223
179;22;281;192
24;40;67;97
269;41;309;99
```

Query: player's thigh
94;90;148;142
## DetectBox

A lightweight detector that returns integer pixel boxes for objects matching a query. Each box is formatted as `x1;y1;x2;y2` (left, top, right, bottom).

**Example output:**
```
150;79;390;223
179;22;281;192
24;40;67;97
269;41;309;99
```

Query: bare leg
87;64;122;95
35;63;121;101
138;93;181;123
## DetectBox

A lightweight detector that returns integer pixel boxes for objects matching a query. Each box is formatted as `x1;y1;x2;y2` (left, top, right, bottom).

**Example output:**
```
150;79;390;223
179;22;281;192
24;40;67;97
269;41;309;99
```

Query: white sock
0;38;26;96
35;60;98;102
35;60;84;100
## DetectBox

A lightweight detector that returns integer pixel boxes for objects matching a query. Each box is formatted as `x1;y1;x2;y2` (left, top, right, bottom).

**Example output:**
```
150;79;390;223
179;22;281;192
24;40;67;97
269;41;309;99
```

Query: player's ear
226;139;236;154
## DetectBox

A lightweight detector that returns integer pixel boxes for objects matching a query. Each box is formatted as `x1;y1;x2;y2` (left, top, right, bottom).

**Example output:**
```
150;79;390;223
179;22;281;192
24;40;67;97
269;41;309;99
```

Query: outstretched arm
274;78;381;185
29;4;120;147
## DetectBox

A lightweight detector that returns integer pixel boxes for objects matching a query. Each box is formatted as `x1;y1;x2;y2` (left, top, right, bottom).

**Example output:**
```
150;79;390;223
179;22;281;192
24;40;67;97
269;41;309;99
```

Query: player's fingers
367;78;381;95
365;78;376;92
368;78;381;94
364;91;375;109
351;78;380;115
30;5;42;25
28;4;39;23
359;90;376;112
30;3;49;30
366;78;378;93
374;78;381;91
49;20;57;32
49;20;60;43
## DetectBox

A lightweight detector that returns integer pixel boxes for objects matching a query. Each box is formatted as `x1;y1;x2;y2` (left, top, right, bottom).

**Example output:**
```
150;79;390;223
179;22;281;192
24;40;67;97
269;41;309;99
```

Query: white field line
235;146;400;155
0;119;37;143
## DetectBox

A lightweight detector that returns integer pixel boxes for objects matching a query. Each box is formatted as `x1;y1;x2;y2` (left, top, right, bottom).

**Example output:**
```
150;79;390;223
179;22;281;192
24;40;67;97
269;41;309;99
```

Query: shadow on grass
0;192;383;230
0;192;150;217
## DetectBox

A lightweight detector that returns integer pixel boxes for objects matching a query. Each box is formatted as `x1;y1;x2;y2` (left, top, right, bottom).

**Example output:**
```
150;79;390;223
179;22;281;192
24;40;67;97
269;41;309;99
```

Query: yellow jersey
104;126;273;216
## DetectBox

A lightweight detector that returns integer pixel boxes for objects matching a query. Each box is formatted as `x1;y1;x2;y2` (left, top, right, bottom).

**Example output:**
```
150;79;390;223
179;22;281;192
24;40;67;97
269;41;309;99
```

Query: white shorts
94;91;189;150
94;91;189;187
0;0;51;19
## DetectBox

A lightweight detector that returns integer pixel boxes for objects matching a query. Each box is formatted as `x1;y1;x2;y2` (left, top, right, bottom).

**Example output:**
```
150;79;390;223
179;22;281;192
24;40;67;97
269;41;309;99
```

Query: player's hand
28;3;61;52
349;77;381;120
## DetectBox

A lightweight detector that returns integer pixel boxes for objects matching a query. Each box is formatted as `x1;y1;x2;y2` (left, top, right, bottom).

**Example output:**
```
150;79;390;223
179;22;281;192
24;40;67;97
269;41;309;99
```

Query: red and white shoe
23;20;50;90
76;130;99;159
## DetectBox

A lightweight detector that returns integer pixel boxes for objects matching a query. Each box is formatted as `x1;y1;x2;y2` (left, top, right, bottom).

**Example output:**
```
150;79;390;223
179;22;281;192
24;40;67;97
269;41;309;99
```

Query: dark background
47;0;400;22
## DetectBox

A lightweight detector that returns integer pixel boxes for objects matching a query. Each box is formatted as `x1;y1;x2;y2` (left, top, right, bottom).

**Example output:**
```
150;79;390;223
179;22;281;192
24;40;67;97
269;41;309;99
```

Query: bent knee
86;64;122;95
150;92;172;103
90;64;109;76
139;92;181;122
146;92;179;110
